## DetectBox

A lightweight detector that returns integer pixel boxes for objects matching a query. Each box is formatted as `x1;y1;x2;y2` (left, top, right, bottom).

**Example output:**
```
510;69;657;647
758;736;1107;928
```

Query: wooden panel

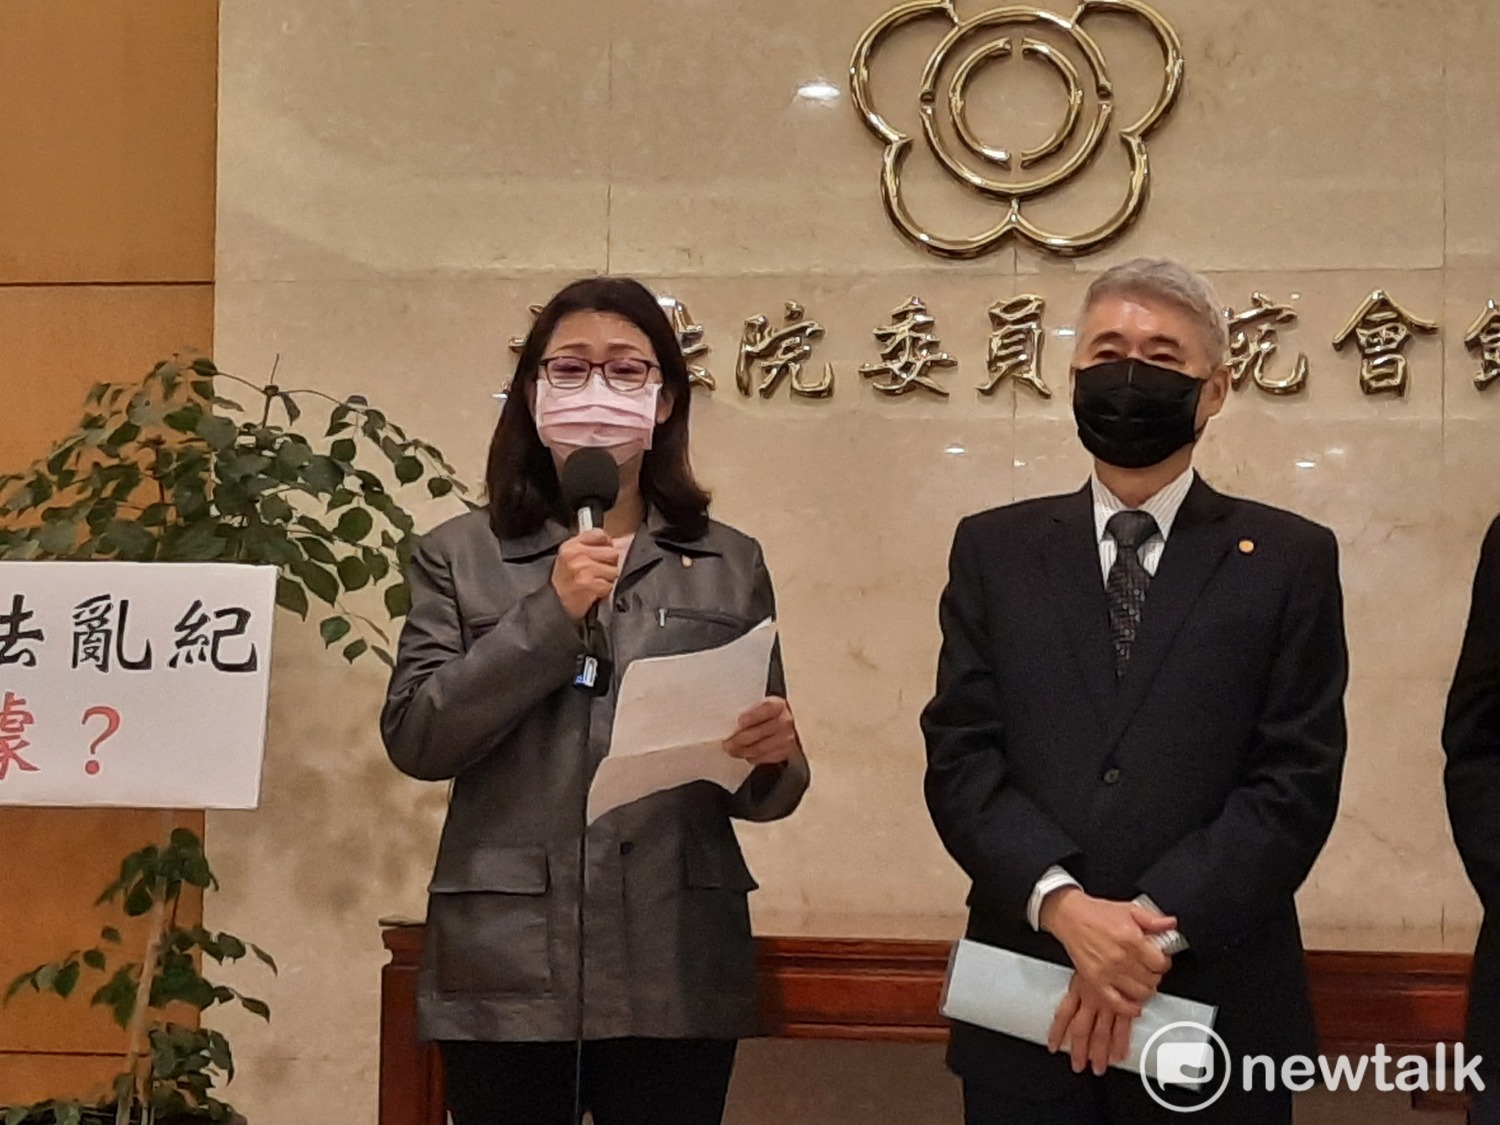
1309;950;1470;1057
0;283;214;470
0;0;217;283
0;1052;126;1105
756;937;952;1041
379;926;1479;1125
380;928;445;1125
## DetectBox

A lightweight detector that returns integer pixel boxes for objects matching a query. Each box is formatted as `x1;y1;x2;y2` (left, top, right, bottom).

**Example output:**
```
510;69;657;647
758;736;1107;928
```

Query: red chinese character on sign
0;691;38;780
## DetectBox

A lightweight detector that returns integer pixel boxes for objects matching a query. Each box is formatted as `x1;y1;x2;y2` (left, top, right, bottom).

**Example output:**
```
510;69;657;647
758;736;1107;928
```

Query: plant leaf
259;494;294;524
4;969;36;1004
301;455;344;493
124;882;154;917
239;995;271;1021
319;617;351;646
250;944;279;974
291;558;340;606
195;414;238;451
296;536;338;565
384;581;412;618
53;961;81;999
334;507;373;543
273;576;308;619
394;455;423;484
170;826;201;850
342;639;368;663
164;404;205;433
336;554;370;591
83;948;107;971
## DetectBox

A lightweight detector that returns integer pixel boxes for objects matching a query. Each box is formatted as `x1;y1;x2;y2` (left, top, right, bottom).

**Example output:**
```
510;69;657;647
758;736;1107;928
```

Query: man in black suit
922;258;1349;1124
1445;517;1500;1125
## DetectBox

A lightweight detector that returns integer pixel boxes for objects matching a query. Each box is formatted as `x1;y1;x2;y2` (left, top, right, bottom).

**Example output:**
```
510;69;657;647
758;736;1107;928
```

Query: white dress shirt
1026;468;1196;954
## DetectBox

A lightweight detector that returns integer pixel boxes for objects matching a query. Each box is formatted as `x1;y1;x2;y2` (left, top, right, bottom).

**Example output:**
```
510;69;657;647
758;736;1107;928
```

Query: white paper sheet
940;938;1219;1084
586;618;776;824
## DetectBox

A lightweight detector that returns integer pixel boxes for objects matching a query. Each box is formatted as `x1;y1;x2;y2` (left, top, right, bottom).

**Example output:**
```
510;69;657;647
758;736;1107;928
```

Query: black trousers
439;1038;738;1125
963;1070;1292;1125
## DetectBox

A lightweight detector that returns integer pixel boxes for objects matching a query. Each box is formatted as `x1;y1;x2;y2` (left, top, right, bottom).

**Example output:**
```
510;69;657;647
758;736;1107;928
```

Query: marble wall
209;0;1500;1119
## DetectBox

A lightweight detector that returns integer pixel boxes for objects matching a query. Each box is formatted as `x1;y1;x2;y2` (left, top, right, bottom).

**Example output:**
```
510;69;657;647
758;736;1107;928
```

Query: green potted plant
5;829;269;1125
0;356;473;1122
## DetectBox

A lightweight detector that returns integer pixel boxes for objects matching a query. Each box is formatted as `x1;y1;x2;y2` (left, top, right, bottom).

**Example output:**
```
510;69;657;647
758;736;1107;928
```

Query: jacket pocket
658;607;751;631
427;844;554;995
683;831;760;893
648;607;755;660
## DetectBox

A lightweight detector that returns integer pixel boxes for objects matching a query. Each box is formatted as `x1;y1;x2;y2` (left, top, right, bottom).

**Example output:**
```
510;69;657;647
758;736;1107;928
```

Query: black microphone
560;446;620;537
558;449;621;1125
559;448;619;694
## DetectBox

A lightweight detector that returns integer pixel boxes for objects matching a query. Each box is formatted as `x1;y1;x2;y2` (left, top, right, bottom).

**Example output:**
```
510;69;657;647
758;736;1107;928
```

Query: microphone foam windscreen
559;447;621;512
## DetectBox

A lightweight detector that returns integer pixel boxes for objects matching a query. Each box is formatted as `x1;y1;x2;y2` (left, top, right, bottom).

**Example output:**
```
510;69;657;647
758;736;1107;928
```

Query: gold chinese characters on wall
1466;301;1500;391
850;0;1184;258
739;303;834;399
1332;291;1438;397
503;288;1488;402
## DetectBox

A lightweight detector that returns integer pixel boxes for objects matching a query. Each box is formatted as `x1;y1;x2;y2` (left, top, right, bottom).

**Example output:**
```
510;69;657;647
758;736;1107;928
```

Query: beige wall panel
0;0;217;284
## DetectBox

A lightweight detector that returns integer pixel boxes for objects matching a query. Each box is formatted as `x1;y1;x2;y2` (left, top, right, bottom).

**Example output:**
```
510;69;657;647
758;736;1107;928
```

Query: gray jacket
381;508;809;1043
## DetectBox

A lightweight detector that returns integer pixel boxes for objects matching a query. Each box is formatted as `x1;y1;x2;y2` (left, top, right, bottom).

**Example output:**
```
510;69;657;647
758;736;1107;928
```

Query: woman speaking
382;277;809;1125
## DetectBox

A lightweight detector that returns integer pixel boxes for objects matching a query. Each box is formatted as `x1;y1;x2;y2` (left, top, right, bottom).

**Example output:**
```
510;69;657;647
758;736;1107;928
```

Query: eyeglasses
538;356;660;392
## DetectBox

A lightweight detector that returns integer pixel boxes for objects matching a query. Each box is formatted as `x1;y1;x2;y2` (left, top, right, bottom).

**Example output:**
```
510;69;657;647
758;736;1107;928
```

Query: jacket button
1102;767;1122;785
613;596;629;613
619;841;634;856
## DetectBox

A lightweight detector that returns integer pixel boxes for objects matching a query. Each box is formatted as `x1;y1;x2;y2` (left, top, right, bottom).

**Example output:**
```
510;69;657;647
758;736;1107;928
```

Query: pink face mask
534;376;662;464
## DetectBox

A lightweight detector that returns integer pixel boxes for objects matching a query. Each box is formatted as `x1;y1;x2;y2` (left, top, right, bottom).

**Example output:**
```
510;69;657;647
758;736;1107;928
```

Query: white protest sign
0;562;277;809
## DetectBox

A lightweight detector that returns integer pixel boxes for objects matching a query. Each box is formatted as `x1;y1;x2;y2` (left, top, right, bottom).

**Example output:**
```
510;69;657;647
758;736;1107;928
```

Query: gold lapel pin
1239;539;1256;555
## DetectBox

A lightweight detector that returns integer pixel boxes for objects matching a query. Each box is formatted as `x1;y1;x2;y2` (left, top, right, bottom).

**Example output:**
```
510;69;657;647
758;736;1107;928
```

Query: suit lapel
1104;476;1236;753
1041;485;1115;730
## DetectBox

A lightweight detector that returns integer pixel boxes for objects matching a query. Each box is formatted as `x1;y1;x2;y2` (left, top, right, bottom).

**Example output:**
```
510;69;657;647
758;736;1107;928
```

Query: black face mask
1072;359;1206;470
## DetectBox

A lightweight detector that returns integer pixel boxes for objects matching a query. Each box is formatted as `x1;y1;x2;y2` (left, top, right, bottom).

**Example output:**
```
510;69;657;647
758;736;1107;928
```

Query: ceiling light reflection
796;80;841;102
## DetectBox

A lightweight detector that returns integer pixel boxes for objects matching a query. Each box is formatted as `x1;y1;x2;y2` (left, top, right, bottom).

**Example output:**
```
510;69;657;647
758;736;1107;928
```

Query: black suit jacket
1444;515;1500;1079
921;476;1348;1097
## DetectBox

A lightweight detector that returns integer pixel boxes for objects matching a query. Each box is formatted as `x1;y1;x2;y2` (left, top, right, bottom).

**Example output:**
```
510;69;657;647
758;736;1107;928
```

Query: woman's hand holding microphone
552;530;622;621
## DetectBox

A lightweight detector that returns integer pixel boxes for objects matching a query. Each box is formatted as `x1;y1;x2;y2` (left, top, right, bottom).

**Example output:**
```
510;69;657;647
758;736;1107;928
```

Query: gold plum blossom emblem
849;0;1184;258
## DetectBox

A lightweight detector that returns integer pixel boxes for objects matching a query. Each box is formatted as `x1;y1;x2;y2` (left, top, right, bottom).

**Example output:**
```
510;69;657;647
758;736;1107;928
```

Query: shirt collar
1091;466;1196;546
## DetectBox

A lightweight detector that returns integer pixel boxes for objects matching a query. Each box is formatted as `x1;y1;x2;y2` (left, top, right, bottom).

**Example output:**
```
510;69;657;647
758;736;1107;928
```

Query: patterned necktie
1105;510;1160;679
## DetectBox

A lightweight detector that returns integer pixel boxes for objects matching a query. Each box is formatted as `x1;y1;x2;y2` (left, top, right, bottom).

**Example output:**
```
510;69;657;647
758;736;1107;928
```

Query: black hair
485;276;711;541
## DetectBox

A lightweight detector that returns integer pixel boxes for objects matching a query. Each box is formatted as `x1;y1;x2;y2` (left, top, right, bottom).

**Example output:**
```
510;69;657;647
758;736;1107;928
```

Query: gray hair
1077;258;1227;366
